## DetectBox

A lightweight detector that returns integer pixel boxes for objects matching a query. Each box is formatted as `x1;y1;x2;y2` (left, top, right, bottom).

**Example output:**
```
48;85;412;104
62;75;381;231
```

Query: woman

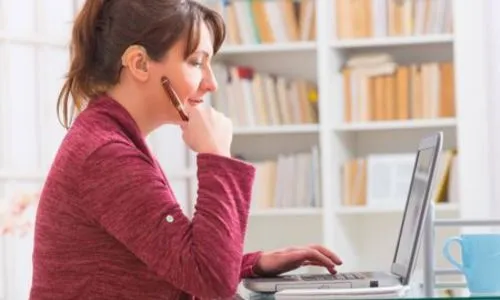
29;0;342;299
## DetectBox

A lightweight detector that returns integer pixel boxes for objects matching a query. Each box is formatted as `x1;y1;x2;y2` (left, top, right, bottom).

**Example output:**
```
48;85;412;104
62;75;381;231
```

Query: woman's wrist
251;252;267;277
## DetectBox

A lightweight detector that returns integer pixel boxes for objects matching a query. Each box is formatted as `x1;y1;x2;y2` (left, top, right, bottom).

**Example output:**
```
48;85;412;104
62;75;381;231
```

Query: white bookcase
201;0;493;290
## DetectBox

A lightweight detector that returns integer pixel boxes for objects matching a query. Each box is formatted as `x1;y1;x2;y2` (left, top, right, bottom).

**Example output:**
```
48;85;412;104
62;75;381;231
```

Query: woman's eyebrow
192;50;212;58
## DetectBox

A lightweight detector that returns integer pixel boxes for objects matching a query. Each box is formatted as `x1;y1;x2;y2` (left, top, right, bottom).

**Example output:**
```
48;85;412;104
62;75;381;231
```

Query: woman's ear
121;45;150;81
136;56;148;72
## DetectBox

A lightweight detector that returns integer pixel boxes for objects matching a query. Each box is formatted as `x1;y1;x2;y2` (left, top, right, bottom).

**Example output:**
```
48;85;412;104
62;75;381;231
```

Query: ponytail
57;0;105;129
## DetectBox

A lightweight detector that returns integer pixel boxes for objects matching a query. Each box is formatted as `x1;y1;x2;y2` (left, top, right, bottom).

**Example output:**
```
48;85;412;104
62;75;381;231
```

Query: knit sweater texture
29;95;260;299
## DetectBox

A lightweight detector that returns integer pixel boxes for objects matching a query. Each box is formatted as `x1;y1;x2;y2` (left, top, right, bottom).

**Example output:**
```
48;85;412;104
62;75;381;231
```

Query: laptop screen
391;146;436;283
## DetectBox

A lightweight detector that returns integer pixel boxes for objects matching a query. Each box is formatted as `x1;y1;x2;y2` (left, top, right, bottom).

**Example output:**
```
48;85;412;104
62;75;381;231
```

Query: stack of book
335;0;454;39
341;54;455;123
211;64;319;127
201;0;317;45
237;146;321;211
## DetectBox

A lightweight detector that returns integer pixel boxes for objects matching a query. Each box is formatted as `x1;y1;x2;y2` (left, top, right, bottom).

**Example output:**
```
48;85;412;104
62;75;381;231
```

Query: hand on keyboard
253;244;343;277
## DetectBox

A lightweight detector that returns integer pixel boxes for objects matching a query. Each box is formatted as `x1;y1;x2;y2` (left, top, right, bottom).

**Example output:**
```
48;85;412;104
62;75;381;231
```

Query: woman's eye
190;60;203;68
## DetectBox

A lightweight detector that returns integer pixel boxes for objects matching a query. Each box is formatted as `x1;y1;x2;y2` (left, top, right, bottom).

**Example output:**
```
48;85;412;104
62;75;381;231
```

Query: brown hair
57;0;226;129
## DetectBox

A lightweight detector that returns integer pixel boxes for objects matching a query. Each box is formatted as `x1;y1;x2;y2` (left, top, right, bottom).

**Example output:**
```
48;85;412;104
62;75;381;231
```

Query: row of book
342;150;457;207
342;54;455;123
201;0;316;45
336;0;453;40
211;64;319;127
244;146;321;210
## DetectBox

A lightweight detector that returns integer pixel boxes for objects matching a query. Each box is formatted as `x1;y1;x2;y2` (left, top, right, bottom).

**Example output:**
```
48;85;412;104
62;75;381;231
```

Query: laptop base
243;271;401;293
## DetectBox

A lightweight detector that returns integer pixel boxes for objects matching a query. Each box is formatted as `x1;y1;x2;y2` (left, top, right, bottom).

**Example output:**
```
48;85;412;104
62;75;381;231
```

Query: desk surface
236;287;500;300
237;293;500;300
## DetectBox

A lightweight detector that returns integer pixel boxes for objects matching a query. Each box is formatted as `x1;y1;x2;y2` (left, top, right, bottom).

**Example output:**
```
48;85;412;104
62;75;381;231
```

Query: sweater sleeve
79;142;255;299
240;252;262;278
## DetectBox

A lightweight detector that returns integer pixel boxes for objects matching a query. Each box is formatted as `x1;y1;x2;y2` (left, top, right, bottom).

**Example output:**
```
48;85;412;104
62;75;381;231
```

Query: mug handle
443;237;464;273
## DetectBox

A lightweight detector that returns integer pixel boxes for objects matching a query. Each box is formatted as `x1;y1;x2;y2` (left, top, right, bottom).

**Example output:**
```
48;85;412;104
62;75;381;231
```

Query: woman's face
145;21;218;125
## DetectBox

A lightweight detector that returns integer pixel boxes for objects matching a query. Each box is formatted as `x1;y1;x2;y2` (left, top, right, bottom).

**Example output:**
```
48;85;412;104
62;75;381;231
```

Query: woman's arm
80;142;255;299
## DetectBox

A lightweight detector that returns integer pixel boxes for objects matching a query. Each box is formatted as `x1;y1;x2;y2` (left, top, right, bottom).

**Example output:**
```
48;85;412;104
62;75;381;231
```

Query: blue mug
443;234;500;295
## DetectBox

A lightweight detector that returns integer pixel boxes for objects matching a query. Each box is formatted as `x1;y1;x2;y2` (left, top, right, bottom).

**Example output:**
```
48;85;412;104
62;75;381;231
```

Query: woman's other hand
181;106;232;157
253;245;343;277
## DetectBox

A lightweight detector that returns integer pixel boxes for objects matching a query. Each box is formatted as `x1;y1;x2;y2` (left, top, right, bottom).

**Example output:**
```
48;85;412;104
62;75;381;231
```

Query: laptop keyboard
300;272;367;281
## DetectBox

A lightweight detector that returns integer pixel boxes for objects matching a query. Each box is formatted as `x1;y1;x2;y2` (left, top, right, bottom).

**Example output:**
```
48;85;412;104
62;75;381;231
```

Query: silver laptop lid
390;132;443;285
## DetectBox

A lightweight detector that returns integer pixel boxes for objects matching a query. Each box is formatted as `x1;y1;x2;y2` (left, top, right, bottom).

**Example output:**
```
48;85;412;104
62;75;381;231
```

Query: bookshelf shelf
333;118;457;132
335;203;459;216
0;31;67;47
250;207;322;217
0;170;47;181
331;34;454;49
219;42;316;55
234;124;319;135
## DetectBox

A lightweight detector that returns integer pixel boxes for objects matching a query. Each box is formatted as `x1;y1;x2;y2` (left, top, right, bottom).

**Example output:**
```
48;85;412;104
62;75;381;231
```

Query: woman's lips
188;99;203;105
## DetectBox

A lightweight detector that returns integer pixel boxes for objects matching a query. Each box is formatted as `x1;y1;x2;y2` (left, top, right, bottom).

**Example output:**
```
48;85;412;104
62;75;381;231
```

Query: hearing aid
161;76;189;122
121;45;148;72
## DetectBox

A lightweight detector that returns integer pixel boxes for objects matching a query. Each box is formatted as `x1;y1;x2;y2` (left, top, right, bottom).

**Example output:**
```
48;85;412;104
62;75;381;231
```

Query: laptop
243;131;443;293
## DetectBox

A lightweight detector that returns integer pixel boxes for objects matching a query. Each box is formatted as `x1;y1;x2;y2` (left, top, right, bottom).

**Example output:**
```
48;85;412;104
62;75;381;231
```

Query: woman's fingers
301;260;338;274
309;244;343;265
299;248;336;269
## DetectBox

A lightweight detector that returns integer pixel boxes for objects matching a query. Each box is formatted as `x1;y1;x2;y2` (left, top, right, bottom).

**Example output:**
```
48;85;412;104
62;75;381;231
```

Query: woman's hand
253;245;343;277
181;106;232;157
